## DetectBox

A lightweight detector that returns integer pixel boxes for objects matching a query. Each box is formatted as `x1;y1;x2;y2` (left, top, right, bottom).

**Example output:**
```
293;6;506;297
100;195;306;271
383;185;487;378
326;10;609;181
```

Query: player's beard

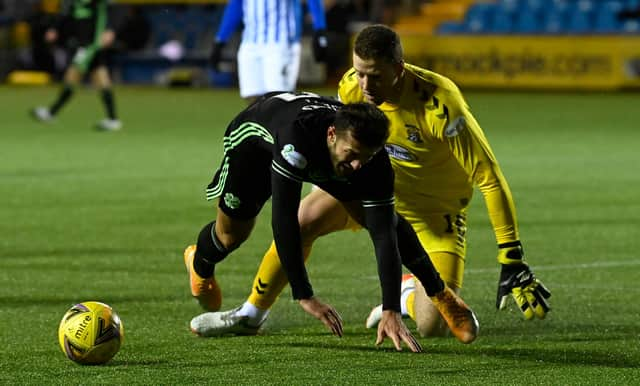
329;149;353;177
335;162;354;177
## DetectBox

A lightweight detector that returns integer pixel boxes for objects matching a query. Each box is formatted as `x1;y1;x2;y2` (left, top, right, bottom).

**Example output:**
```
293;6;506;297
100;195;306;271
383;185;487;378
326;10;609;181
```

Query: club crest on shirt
224;193;241;209
445;116;466;137
385;144;417;162
281;144;307;169
405;124;423;143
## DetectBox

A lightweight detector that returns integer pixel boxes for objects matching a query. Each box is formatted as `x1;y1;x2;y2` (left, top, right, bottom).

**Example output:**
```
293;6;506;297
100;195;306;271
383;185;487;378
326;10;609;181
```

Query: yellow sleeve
436;94;519;244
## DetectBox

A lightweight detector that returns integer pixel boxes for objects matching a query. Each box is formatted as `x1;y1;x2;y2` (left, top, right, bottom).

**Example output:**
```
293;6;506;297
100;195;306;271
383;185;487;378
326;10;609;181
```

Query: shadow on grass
480;324;639;343
106;359;172;366
256;338;639;368
444;345;638;369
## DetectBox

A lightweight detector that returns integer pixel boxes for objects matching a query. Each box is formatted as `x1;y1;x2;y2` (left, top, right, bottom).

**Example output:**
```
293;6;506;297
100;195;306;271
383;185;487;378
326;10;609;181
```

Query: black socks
50;85;74;115
100;88;117;120
194;221;229;278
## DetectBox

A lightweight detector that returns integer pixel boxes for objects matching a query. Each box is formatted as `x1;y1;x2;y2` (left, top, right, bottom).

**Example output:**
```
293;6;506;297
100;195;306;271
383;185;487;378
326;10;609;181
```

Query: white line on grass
466;259;640;275
364;260;640;281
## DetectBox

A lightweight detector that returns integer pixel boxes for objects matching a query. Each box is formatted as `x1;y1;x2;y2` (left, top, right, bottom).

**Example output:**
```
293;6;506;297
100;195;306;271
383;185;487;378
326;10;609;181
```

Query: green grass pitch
1;85;639;384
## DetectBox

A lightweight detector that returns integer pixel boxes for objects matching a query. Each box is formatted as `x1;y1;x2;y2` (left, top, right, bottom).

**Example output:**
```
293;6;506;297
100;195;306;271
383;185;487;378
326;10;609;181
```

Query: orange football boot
183;245;222;311
430;287;479;344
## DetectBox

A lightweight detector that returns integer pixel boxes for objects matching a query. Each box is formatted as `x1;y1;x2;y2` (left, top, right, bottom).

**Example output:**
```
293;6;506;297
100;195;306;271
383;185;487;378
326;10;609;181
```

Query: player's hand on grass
209;41;226;71
298;297;343;337
376;310;422;353
496;241;551;320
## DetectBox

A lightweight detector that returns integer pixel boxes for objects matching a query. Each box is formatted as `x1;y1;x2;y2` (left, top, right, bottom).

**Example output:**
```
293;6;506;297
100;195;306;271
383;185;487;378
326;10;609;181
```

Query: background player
209;0;328;103
30;0;121;131
194;24;551;339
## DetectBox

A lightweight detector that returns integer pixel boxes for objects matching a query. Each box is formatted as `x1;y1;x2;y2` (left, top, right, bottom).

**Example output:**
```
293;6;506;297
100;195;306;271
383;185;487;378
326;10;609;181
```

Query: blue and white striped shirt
215;0;326;45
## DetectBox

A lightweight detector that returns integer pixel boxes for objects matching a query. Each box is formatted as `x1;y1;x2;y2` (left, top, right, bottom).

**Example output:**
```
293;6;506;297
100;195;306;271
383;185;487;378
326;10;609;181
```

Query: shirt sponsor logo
280;144;307;169
445;116;466;137
384;144;417;162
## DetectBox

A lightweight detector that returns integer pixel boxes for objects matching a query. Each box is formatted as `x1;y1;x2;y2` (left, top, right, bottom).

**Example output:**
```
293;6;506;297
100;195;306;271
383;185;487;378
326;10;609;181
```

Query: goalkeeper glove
209;41;226;71
312;29;328;62
496;241;551;320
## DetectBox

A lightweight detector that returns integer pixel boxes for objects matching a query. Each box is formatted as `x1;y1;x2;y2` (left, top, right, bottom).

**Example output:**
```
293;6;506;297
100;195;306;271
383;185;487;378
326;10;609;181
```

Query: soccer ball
57;301;124;365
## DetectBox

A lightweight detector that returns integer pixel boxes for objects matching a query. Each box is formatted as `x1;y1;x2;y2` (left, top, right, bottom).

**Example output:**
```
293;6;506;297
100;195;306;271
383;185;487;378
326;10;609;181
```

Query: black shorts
69;46;109;74
205;140;273;220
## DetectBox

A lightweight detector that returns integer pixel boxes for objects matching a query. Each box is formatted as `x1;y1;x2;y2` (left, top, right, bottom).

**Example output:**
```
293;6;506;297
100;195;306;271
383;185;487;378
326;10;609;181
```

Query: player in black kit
31;0;121;131
184;92;477;352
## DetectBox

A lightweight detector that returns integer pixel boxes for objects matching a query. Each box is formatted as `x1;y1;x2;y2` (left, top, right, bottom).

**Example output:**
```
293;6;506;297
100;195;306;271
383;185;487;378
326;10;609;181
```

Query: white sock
237;301;270;325
400;289;413;316
399;277;416;316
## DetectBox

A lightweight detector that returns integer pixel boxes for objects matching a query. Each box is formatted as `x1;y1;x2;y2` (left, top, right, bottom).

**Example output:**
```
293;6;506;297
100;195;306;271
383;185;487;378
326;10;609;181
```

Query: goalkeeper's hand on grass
496;241;551;320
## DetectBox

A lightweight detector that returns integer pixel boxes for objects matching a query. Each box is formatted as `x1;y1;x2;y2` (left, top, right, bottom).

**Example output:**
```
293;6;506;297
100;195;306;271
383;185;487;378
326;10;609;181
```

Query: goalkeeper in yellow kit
189;24;550;338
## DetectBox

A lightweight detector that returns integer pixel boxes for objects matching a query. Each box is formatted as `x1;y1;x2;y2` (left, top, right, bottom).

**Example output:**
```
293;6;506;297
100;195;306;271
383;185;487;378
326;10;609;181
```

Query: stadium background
2;0;640;90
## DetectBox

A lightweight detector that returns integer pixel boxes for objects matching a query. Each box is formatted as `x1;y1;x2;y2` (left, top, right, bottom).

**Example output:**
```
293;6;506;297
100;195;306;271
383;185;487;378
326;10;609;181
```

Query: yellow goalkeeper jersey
338;63;519;244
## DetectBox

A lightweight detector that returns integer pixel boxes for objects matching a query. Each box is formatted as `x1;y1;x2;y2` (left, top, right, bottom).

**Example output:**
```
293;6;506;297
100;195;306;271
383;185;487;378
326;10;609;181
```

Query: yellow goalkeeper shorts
345;210;467;288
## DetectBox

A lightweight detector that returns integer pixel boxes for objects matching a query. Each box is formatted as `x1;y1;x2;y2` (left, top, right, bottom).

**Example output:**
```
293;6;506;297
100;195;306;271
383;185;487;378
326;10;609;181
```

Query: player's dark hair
354;24;403;64
334;103;389;148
